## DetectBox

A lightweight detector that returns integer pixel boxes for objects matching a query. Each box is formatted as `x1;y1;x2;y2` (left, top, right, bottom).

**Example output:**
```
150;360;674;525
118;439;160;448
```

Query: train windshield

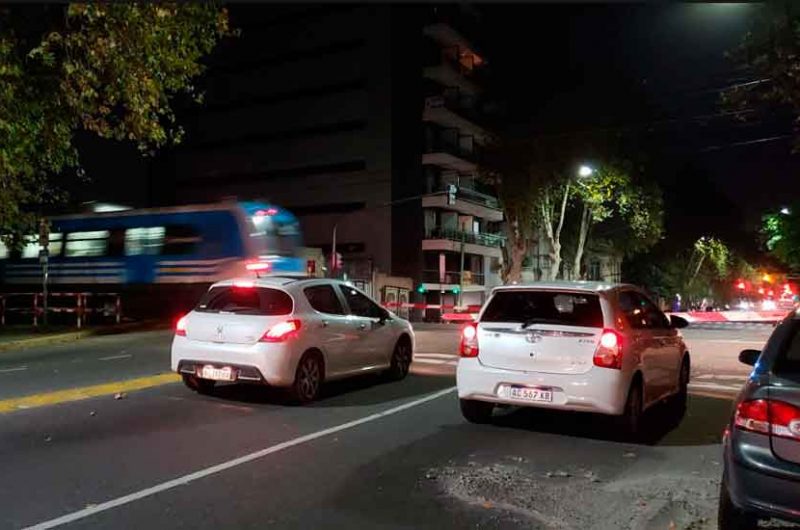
246;215;301;257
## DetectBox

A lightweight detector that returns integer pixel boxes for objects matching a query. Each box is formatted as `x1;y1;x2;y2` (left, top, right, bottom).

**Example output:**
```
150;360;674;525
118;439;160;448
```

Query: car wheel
460;398;494;424
182;373;215;395
618;380;643;441
385;339;412;381
291;353;323;404
718;474;758;530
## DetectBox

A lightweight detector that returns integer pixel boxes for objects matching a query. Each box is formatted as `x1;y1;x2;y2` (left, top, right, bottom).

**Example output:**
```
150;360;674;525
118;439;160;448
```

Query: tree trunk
540;185;569;281
502;217;528;284
573;205;591;280
548;241;561;280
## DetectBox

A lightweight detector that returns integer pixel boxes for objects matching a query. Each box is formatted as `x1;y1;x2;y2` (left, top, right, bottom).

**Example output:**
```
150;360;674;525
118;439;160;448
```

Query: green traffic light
417;285;426;294
452;286;461;294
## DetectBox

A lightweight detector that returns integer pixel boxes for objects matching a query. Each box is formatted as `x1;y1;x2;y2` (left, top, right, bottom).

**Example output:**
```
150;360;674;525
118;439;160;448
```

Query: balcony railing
428;182;500;210
421;269;485;286
424;227;505;248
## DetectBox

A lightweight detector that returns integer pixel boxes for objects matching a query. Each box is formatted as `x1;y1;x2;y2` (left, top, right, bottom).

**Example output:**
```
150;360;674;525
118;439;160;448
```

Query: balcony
423;61;480;97
422;183;502;221
424;227;504;248
422;137;478;173
423;96;488;141
421;269;485;286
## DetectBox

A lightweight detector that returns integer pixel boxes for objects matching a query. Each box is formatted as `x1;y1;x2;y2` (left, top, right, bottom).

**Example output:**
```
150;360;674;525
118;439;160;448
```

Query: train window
125;227;165;256
162;225;201;255
65;231;109;257
21;233;63;259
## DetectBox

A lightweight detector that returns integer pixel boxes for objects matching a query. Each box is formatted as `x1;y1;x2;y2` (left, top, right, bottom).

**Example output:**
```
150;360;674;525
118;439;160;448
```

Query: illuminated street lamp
781;207;791;215
578;165;594;178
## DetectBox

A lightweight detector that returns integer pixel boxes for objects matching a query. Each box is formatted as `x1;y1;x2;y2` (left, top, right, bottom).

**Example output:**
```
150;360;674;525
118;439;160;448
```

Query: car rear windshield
481;290;603;327
195;286;293;316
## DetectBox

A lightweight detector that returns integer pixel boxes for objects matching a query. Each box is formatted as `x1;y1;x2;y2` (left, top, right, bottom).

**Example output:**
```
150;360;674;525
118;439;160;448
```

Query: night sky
484;3;799;258
73;3;800;260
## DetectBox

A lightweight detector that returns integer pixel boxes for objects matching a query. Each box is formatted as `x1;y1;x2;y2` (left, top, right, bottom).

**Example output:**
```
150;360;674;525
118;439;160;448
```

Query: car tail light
459;323;479;357
593;329;623;369
260;319;302;342
735;399;800;439
175;315;188;337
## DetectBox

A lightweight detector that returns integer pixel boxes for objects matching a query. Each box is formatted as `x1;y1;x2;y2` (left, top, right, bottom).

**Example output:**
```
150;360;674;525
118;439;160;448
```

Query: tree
723;1;800;148
0;3;232;244
480;138;544;283
571;164;663;278
761;208;800;269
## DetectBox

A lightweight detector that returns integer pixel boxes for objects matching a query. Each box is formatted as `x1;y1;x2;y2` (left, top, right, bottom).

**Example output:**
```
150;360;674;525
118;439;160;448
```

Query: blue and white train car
0;201;305;315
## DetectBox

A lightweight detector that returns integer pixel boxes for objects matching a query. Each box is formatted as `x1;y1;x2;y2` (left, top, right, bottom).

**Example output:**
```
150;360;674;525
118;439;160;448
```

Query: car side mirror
739;349;760;367
669;314;689;329
378;309;391;324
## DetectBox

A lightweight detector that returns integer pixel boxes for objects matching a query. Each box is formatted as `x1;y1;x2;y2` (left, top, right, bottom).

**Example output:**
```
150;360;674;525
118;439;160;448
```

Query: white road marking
97;354;133;361
415;353;458;359
694;374;747;381
21;386;457;530
689;382;742;392
0;366;27;373
702;339;766;344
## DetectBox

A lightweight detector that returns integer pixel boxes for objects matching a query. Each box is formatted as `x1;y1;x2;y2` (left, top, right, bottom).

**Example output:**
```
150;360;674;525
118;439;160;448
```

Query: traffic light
447;184;457;205
417;284;426;294
452;285;461;294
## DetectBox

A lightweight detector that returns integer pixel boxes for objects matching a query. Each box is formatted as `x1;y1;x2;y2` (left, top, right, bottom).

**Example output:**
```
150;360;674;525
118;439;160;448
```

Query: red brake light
736;399;800;439
260;320;302;342
459;323;479;357
593;329;623;369
175;315;188;337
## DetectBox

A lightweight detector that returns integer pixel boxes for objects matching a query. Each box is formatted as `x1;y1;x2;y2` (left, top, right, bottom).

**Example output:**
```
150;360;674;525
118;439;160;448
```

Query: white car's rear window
482;290;603;327
196;286;292;316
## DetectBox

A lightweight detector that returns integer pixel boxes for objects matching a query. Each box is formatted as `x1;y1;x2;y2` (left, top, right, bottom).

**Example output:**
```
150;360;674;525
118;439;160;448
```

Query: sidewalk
0;320;170;352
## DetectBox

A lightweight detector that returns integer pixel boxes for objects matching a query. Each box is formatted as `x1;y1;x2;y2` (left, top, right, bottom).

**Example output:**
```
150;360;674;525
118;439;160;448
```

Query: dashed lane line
0;365;28;373
98;354;133;361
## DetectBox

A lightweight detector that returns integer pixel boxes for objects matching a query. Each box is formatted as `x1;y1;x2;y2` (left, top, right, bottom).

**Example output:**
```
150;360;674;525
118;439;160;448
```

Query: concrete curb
0;320;170;353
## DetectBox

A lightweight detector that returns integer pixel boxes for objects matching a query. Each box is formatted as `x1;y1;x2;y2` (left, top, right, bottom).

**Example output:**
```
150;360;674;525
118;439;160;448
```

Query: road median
0;320;170;353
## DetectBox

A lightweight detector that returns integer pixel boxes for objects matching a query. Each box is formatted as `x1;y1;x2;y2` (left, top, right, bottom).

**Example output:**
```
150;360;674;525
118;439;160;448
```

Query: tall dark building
149;5;504;315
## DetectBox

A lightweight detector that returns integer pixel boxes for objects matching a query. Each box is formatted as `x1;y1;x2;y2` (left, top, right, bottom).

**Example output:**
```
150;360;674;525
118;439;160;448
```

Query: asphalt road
0;324;791;530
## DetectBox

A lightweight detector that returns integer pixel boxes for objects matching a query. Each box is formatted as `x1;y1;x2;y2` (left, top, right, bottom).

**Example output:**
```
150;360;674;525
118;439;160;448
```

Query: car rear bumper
456;357;629;415
171;335;296;387
725;431;800;523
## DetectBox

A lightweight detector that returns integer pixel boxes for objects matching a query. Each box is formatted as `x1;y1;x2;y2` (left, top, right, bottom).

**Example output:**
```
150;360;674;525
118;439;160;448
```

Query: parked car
456;282;690;436
719;313;800;529
171;276;414;403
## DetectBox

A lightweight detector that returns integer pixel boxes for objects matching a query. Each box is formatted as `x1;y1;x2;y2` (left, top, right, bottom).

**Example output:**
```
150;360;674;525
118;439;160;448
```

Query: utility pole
330;223;337;279
39;219;49;327
458;230;466;307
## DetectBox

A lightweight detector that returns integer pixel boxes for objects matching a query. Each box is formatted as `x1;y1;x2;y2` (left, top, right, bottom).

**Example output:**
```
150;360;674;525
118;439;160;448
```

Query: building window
125;227;166;256
65;231;109;258
589;260;601;281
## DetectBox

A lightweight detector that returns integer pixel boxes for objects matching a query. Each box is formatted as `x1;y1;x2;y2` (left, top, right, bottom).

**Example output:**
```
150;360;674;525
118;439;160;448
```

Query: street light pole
330;223;337;279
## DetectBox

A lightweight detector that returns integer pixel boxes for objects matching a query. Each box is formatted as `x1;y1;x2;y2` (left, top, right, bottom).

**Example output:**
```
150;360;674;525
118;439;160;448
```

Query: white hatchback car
171;276;414;403
456;282;689;435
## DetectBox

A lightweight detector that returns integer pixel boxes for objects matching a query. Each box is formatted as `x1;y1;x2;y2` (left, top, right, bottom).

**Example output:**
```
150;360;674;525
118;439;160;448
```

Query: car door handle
321;321;329;328
359;323;368;330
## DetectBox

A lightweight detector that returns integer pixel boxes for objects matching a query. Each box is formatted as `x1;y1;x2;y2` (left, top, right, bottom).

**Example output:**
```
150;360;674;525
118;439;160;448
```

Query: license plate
199;365;235;382
504;386;552;403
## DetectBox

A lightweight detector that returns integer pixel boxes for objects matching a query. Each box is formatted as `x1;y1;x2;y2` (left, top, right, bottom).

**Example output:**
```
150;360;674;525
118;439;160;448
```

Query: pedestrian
672;294;682;313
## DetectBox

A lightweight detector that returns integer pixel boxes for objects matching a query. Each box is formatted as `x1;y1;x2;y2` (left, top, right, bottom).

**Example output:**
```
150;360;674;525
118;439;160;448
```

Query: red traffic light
736;281;746;290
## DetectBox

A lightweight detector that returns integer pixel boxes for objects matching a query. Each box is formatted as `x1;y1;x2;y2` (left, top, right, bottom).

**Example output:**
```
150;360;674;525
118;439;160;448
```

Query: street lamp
781;207;791;215
578;165;594;178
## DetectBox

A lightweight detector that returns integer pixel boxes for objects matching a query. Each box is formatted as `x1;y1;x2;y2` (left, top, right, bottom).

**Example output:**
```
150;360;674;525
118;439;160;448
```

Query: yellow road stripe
0;373;180;414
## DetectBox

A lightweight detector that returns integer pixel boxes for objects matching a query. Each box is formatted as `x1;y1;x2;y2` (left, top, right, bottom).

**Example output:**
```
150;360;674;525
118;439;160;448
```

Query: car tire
290;353;323;404
718;475;758;530
618;380;643;441
385;338;412;381
182;373;215;395
460;398;494;424
673;356;690;412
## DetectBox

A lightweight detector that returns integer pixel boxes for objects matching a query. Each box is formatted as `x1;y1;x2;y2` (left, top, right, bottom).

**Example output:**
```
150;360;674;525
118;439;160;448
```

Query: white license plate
199;365;235;382
505;386;552;403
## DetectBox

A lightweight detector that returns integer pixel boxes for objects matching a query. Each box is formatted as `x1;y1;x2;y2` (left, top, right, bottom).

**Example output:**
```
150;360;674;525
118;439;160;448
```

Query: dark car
719;313;800;529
